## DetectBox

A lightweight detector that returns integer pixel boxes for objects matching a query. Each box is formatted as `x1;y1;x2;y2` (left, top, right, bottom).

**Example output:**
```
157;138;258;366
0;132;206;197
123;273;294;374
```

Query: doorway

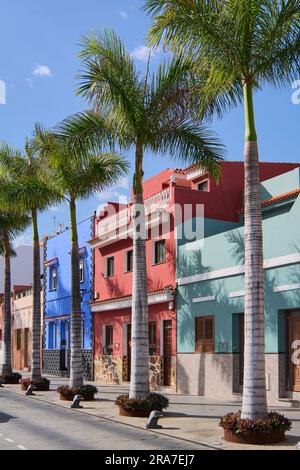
163;320;172;386
60;321;68;370
24;328;29;368
288;315;300;392
127;324;131;382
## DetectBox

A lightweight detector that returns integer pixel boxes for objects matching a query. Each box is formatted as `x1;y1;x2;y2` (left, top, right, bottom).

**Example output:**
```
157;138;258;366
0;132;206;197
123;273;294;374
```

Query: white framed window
80;258;84;283
197;179;209;192
105;256;114;278
152;239;166;265
50;267;57;291
124;249;133;273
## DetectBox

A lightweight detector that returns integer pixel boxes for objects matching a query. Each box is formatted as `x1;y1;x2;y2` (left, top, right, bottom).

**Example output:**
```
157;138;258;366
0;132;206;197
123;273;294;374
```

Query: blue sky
0;0;299;246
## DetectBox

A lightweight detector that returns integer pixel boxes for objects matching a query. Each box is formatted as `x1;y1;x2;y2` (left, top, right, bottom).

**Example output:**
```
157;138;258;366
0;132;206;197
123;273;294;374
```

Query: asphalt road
0;388;210;450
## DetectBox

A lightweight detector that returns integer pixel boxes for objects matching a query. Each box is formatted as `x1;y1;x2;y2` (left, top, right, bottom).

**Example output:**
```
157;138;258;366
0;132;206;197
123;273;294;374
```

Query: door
289;316;300;392
60;321;68;370
127;324;131;382
239;315;245;385
24;328;29;368
163;320;172;386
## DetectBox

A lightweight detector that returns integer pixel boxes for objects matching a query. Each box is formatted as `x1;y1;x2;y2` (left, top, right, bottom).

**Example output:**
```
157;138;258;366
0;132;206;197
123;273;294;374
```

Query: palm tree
58;30;224;398
144;0;300;419
32;126;129;388
0;140;62;381
0;212;31;376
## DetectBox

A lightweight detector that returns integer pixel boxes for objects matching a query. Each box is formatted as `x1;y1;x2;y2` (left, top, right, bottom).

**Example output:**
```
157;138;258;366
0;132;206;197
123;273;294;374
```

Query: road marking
5;438;14;442
17;445;27;450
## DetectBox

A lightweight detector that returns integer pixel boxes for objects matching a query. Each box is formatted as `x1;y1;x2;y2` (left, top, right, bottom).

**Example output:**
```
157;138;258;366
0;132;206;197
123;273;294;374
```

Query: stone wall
94;355;176;390
177;352;296;406
177;353;238;400
94;355;123;384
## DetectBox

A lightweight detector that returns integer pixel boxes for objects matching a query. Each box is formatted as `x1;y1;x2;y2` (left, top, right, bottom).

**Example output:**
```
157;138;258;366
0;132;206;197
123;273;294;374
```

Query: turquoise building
176;167;300;404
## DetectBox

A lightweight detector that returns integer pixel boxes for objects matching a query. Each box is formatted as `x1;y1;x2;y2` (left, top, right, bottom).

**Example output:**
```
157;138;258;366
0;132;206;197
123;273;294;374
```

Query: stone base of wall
177;353;295;406
43;349;92;380
94;355;176;390
94;355;123;384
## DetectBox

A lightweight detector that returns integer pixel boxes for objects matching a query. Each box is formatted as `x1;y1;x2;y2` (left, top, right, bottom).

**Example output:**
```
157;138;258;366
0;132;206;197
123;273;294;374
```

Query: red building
90;161;299;389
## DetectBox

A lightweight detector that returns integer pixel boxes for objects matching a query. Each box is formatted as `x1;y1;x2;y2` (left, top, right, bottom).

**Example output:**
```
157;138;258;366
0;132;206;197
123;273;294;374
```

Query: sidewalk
5;373;300;450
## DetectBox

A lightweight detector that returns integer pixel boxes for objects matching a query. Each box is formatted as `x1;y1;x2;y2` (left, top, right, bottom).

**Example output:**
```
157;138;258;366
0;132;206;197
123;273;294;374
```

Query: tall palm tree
0;140;62;380
144;0;300;419
58;30;224;398
32;126;129;388
0;212;31;376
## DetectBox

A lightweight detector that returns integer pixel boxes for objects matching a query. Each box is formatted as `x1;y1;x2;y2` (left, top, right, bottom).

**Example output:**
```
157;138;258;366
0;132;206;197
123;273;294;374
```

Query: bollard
71;394;83;409
146;410;163;429
25;385;36;396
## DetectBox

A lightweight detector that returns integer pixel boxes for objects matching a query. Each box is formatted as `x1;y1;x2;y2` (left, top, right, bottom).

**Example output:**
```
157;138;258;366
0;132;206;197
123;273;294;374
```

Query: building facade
176;166;300;405
90;161;294;389
12;285;34;371
43;217;94;379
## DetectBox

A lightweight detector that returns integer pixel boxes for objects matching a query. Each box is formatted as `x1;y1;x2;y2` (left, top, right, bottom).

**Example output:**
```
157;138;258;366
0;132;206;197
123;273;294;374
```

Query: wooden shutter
195;316;214;352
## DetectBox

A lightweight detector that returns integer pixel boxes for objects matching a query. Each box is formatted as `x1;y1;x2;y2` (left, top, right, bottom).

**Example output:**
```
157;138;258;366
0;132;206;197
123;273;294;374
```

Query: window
16;329;22;351
125;250;133;272
195;316;214;352
149;321;157;355
50;267;57;291
104;325;113;355
106;257;114;277
80;258;84;283
198;180;209;191
154;240;165;264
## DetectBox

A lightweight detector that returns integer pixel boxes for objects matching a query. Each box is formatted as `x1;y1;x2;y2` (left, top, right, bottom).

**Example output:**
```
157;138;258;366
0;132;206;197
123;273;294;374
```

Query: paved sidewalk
4;374;300;450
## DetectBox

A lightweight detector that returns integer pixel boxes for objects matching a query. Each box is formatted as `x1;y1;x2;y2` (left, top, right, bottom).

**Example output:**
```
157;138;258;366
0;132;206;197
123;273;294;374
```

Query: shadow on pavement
0;412;15;424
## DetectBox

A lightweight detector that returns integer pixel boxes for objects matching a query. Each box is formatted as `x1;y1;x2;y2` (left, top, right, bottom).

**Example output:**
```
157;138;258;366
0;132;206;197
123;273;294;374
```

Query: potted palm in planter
57;385;98;401
116;393;169;417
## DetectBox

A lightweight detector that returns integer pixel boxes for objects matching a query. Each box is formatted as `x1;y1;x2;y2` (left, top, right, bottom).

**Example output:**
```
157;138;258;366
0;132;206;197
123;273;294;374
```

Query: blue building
43;216;94;379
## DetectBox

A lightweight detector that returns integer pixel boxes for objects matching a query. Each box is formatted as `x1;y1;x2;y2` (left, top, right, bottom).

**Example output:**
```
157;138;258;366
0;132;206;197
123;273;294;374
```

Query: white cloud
117;176;129;190
33;64;52;77
130;45;161;63
97;190;128;203
119;10;128;20
97;176;130;202
26;78;34;88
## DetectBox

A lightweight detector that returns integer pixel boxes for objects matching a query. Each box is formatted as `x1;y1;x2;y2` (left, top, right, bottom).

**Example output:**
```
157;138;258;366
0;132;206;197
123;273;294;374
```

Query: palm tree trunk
0;229;12;376
69;198;83;388
129;145;150;399
31;208;41;380
241;82;268;420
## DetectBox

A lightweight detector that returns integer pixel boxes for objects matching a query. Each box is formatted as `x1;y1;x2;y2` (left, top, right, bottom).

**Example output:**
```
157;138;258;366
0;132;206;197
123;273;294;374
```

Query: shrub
0;372;22;384
219;411;292;435
115;393;169;411
57;384;98;401
19;377;50;391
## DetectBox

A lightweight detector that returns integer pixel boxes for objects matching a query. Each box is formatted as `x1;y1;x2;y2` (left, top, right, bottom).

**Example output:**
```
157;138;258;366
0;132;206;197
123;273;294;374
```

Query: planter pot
20;383;50;392
59;392;95;402
224;428;286;445
118;406;162;417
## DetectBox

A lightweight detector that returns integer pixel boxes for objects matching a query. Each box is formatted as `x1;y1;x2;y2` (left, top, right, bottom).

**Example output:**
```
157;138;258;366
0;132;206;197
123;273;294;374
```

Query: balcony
91;188;170;248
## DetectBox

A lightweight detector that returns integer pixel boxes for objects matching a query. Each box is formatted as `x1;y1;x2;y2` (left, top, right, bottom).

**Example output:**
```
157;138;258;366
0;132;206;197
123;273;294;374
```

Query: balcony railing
95;188;170;243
